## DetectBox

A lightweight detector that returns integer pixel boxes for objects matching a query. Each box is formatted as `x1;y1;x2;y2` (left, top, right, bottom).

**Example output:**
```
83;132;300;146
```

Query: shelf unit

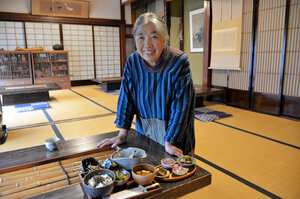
32;51;70;89
0;52;32;87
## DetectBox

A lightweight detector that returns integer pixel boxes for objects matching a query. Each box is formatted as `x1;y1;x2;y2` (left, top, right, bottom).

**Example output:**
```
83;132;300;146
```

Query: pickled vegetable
136;169;151;176
115;170;128;181
179;156;194;165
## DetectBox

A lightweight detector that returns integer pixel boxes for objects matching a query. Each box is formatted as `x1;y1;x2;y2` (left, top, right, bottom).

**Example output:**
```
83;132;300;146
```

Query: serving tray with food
155;156;197;182
0;130;211;199
79;147;163;198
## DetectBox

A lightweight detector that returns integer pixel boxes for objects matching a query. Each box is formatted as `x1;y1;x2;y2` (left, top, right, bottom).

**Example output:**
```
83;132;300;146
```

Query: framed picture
189;8;204;52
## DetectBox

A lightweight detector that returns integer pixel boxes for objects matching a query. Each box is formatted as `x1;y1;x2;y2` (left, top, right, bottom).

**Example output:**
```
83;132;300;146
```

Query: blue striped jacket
115;48;195;154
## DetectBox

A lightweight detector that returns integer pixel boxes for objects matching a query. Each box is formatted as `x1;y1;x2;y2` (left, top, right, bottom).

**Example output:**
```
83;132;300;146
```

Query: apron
139;117;195;156
140;118;166;146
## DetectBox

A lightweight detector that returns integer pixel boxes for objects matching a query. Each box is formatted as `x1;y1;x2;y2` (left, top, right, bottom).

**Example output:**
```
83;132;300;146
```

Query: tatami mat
70;85;119;112
2;106;48;128
194;119;300;198
56;115;119;140
178;162;269;199
0;126;55;153
47;89;112;121
204;103;300;147
1;85;299;198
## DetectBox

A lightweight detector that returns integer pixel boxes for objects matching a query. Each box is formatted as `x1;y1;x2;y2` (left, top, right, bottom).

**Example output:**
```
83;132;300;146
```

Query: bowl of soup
131;164;156;185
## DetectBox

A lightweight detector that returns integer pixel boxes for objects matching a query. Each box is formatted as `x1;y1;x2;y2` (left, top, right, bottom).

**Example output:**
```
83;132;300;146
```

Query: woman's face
135;22;165;66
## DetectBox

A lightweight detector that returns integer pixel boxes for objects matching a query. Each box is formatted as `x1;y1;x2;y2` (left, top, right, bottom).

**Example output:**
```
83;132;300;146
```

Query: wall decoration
31;0;89;18
209;0;243;70
189;8;204;52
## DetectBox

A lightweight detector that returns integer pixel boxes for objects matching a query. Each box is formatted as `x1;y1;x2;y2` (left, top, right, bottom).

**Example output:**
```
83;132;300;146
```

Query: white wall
0;0;121;19
89;0;120;19
125;3;132;24
0;0;31;13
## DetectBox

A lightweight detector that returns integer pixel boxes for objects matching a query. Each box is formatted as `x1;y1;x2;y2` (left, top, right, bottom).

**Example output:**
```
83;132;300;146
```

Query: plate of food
155;164;196;182
160;158;176;169
155;167;170;179
114;169;130;186
172;164;189;176
177;155;196;167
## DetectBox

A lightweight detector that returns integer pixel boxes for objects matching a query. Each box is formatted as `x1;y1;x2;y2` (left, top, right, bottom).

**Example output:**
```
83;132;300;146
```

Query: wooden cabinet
0;51;70;89
0;52;32;87
32;51;70;89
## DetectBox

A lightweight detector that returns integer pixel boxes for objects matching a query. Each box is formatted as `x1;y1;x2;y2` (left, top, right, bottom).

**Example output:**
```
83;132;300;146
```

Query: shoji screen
211;0;250;89
94;26;120;79
25;22;61;51
62;24;94;81
211;70;227;87
253;0;286;94
283;0;300;97
0;21;26;51
228;0;253;90
281;0;300;118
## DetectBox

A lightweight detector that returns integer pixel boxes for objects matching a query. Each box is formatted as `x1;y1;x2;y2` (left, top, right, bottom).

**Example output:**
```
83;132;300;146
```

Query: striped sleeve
165;56;195;144
114;57;136;129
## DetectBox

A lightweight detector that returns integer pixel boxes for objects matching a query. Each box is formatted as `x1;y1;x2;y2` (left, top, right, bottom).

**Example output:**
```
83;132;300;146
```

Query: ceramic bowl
114;169;130;186
172;164;189;176
111;147;147;170
161;158;176;169
131;164;156;185
53;44;63;50
177;155;196;167
155;168;170;179
44;137;60;151
83;169;115;198
81;157;100;174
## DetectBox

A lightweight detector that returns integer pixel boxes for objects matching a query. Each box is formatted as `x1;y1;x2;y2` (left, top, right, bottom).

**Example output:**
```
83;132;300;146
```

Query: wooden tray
0;150;114;199
155;164;196;182
79;173;163;199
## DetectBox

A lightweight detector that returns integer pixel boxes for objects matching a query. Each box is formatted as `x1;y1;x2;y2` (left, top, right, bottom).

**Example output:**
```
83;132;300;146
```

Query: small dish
172;164;188;176
45;137;60;151
114;169;130;186
161;158;176;169
81;157;100;175
177;155;196;167
155;168;170;179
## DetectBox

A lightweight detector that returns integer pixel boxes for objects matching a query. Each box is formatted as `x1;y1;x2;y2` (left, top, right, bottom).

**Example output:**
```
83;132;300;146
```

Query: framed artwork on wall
189;8;204;52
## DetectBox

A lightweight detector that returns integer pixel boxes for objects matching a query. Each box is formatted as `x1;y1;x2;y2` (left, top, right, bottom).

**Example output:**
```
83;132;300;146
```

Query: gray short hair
133;13;169;45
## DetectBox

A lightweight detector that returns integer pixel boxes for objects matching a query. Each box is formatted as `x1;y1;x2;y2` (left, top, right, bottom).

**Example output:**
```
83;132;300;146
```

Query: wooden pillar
202;0;212;87
279;0;290;115
120;4;126;76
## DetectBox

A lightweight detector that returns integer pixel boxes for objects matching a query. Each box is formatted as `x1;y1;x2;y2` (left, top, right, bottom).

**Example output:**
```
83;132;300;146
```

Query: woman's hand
97;129;127;148
165;142;183;157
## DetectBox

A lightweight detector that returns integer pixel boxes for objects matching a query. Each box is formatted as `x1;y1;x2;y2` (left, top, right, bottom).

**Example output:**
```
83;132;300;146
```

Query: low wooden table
195;85;224;107
0;130;211;198
0;83;61;106
92;77;122;91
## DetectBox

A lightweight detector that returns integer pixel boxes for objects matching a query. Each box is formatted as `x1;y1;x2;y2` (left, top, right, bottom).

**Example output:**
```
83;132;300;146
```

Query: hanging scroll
209;0;243;70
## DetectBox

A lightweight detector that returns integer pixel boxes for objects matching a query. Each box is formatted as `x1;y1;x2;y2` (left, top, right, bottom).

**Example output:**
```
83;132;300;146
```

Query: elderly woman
97;13;195;157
